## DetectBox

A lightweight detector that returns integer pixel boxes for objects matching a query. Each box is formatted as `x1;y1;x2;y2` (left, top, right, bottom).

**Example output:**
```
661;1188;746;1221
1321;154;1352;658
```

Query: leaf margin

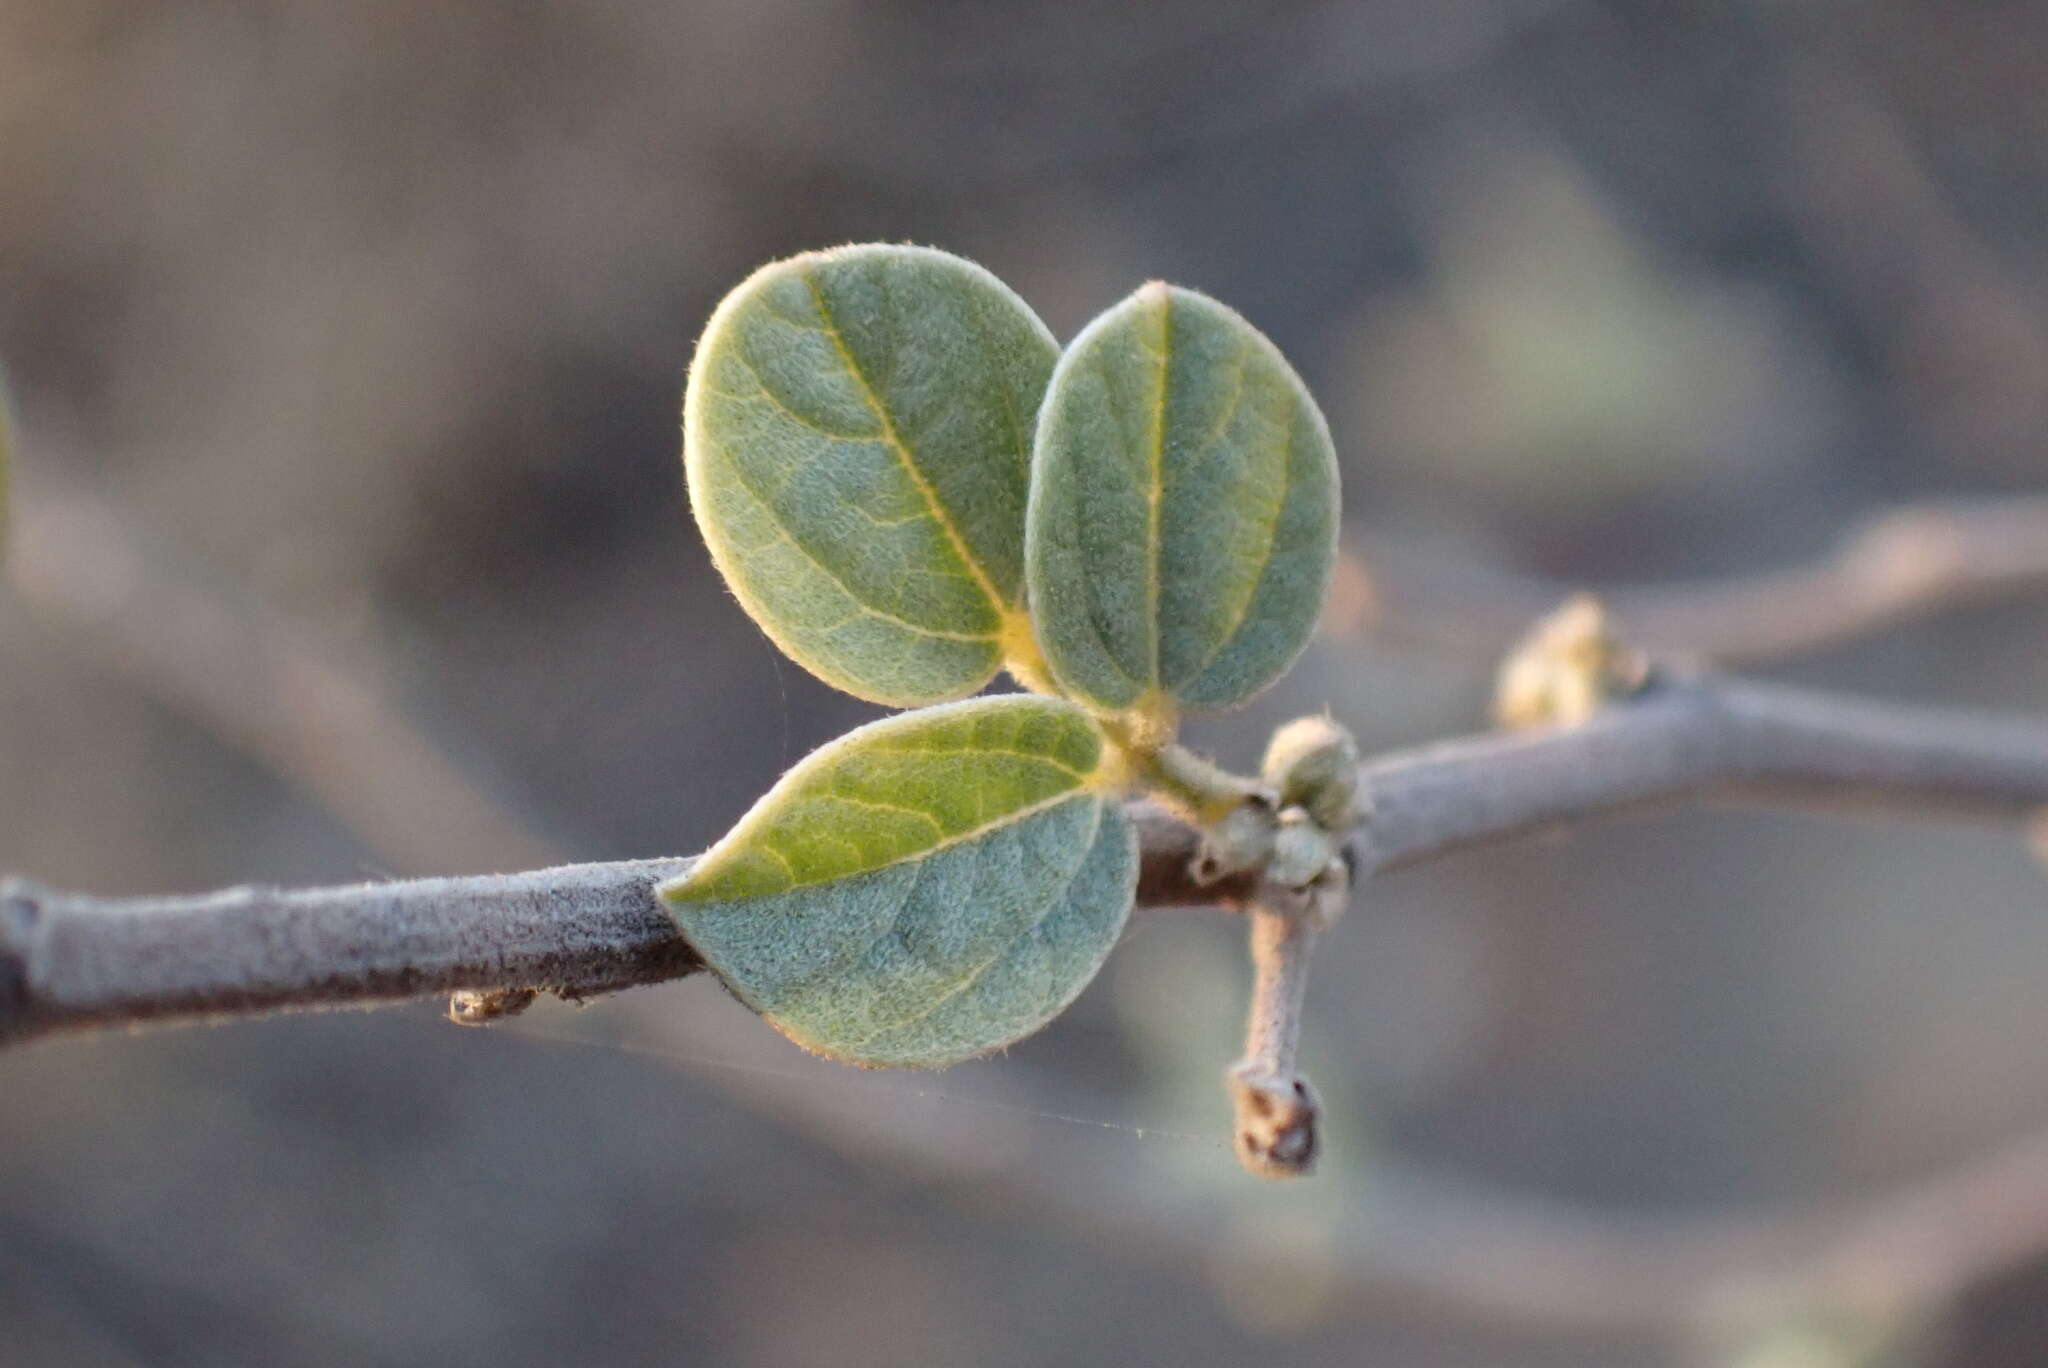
1023;280;1341;726
657;693;1138;1068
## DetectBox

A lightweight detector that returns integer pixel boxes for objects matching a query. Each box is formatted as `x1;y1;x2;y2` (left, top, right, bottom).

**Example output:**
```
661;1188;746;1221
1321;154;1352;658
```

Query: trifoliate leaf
1025;283;1339;723
660;695;1137;1068
685;244;1058;706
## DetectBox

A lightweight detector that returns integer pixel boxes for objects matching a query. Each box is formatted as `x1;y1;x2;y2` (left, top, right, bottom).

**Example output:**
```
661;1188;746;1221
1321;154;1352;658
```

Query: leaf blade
660;696;1136;1068
1026;283;1340;716
685;244;1058;706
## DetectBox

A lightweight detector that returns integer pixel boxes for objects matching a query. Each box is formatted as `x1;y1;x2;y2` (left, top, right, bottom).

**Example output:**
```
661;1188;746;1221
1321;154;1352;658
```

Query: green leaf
1025;283;1339;722
685;244;1058;707
660;695;1136;1068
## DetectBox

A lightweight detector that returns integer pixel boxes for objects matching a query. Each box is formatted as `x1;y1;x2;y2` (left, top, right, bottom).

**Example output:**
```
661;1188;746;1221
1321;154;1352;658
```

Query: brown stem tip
1230;1066;1320;1178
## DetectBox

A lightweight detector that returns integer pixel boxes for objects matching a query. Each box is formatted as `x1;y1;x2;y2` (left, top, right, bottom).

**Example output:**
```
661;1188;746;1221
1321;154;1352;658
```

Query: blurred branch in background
5;469;557;877
5;470;2048;1351
1331;496;2048;667
1775;57;2048;480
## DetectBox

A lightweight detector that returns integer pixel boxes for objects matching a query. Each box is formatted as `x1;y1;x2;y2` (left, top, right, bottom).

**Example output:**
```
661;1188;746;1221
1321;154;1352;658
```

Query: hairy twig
5;671;2045;1046
1227;896;1325;1178
0;859;697;1042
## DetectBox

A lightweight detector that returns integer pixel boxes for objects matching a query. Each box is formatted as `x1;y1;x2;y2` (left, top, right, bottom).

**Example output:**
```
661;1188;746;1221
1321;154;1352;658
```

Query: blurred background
4;2;2048;1364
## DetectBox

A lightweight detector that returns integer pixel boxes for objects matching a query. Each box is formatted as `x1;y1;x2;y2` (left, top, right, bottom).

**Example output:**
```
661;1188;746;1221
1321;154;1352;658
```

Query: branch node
1189;793;1278;886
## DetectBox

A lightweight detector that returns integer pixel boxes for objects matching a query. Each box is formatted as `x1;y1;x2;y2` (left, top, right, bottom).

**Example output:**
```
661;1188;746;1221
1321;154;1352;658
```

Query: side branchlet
1132;715;1361;1177
1492;593;1652;731
1229;860;1350;1178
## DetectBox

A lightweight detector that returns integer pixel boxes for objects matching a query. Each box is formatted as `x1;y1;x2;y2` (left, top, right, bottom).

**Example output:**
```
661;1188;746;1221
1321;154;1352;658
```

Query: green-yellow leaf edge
658;694;1138;1068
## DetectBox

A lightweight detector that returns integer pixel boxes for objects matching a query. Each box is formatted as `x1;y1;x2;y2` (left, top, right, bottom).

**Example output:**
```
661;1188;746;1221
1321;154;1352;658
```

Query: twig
1355;673;2048;875
1226;898;1324;1178
0;810;1228;1046
0;859;696;1042
5;671;2045;1046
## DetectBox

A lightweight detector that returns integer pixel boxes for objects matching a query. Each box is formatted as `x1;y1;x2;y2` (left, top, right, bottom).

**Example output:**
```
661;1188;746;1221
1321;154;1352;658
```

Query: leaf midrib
715;438;999;644
1144;290;1170;687
709;783;1094;898
1178;340;1294;689
799;268;1017;615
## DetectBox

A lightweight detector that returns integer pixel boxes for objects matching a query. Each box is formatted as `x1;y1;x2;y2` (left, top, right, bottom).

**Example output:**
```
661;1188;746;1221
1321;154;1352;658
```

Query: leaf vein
707;356;879;442
843;799;1108;1050
798;268;1016;611
1182;348;1292;686
1145;294;1171;685
863;741;1089;778
748;788;1089;896
717;445;999;644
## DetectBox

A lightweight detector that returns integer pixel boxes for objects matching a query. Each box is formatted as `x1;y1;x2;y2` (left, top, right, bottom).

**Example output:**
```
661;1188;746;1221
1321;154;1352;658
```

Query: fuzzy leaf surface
685;244;1057;706
1025;283;1339;716
659;695;1136;1068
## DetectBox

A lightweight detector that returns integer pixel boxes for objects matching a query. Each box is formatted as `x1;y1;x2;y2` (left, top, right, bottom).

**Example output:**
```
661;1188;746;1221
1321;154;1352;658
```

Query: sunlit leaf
685;244;1058;706
1025;283;1339;722
660;695;1136;1068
